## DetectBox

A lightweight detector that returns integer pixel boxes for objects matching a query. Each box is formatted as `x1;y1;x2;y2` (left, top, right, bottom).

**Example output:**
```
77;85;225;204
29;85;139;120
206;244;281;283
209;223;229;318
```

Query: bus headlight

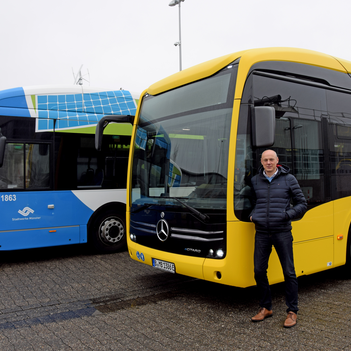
130;234;136;242
216;249;224;258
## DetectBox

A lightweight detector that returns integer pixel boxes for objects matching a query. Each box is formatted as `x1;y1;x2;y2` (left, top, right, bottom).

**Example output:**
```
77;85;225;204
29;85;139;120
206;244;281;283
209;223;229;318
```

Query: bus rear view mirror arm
95;115;134;151
251;106;276;148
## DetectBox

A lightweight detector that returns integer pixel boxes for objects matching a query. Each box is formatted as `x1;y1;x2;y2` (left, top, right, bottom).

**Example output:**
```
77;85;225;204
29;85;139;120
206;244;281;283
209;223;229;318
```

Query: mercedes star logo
156;219;170;242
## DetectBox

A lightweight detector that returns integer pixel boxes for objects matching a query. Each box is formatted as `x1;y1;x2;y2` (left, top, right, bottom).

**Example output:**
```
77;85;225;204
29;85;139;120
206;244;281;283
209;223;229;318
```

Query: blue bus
0;85;137;253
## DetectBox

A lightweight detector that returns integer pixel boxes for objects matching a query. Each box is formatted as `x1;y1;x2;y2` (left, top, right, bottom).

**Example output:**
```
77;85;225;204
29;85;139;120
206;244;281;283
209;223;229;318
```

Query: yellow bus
97;47;351;287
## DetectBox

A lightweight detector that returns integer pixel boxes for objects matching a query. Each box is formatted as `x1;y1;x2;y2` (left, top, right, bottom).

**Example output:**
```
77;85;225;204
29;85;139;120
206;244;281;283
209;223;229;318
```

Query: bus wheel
90;210;126;253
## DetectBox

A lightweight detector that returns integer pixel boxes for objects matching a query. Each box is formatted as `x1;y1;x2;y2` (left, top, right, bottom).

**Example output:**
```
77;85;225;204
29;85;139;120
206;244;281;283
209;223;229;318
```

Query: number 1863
1;195;16;201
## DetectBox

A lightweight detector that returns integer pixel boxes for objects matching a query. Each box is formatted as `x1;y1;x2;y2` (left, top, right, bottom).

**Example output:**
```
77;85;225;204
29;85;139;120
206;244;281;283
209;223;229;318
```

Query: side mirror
251;106;276;147
95;115;134;151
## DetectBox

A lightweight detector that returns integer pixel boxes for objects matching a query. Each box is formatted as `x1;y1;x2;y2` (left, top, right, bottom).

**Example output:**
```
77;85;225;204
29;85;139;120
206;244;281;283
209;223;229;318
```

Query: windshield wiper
173;198;210;222
131;198;210;222
130;203;153;214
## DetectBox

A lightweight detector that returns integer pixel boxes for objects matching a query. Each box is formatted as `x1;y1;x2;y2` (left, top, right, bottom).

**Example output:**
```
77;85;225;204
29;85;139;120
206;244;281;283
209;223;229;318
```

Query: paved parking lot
0;245;350;350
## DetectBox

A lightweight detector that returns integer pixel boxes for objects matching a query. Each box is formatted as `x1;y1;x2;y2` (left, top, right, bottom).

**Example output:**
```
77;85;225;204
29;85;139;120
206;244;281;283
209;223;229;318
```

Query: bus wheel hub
100;218;124;245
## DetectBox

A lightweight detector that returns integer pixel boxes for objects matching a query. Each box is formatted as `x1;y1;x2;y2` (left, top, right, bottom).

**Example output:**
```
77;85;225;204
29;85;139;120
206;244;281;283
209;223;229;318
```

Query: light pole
169;0;184;71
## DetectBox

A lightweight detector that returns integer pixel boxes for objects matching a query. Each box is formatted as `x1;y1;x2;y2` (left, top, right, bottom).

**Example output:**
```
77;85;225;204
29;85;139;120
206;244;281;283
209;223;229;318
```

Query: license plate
152;258;175;273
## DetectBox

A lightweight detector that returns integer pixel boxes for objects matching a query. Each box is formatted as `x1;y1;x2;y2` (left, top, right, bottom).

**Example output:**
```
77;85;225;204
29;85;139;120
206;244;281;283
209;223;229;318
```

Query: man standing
249;150;307;328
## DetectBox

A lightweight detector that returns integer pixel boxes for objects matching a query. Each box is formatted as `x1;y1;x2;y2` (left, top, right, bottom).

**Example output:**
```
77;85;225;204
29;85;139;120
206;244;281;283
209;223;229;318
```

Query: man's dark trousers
254;231;298;313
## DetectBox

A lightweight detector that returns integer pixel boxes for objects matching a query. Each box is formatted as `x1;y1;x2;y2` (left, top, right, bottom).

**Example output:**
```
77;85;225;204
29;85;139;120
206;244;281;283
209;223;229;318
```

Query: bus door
254;112;334;276
251;72;334;275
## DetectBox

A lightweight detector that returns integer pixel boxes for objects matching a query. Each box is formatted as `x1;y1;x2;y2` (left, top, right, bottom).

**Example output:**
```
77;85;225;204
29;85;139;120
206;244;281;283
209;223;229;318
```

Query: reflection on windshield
132;65;236;210
132;108;232;210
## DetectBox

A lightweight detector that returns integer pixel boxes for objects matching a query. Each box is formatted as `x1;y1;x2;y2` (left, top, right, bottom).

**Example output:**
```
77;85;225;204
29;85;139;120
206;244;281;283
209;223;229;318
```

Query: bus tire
89;210;126;254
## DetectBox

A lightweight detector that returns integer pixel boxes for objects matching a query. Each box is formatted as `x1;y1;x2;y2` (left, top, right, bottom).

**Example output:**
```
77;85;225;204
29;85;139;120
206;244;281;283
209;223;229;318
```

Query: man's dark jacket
249;164;307;233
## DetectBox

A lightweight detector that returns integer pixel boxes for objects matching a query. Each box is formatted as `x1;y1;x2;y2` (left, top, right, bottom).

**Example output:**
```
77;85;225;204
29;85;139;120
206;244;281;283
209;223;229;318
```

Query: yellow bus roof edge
146;47;351;96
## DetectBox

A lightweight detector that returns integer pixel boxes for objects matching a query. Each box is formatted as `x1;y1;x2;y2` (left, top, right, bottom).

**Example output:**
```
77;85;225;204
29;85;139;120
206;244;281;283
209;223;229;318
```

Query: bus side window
252;74;327;209
26;143;50;189
0;143;24;189
326;89;351;200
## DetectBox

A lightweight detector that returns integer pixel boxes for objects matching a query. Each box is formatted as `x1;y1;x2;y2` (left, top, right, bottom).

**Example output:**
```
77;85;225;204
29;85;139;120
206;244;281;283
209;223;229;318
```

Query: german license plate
152;258;175;273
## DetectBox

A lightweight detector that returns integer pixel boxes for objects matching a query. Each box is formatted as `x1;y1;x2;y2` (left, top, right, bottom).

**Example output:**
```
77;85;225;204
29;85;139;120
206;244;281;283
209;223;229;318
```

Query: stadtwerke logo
18;207;35;217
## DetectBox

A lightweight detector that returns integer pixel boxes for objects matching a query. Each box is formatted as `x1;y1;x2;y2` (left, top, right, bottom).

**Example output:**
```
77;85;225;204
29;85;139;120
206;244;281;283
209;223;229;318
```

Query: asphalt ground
0;245;349;350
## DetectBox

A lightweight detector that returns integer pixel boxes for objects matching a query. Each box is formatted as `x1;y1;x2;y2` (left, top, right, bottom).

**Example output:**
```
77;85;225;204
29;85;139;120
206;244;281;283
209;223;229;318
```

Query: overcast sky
1;0;351;96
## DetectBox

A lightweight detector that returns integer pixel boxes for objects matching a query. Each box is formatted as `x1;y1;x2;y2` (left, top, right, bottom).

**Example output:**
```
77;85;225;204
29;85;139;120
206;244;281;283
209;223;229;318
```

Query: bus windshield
131;64;237;211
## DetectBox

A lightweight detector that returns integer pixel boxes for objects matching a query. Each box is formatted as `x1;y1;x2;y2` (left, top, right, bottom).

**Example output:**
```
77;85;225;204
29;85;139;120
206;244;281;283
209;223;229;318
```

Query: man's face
261;150;279;174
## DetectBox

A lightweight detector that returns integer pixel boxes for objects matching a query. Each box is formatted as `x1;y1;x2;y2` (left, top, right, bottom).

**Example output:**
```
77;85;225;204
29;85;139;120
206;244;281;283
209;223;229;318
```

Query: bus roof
0;85;137;132
147;47;351;96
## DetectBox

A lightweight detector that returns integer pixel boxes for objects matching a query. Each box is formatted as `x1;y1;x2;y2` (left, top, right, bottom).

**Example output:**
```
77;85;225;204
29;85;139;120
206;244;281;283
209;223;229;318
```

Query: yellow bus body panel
334;197;351;266
292;203;333;243
203;221;256;287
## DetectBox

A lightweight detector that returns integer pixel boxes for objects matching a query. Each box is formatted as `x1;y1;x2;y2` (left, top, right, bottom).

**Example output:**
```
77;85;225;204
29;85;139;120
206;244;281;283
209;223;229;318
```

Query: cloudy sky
1;0;350;96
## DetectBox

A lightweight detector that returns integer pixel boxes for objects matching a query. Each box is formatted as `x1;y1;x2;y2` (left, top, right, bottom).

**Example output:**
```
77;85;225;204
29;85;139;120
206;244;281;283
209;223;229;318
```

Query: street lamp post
169;0;184;71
